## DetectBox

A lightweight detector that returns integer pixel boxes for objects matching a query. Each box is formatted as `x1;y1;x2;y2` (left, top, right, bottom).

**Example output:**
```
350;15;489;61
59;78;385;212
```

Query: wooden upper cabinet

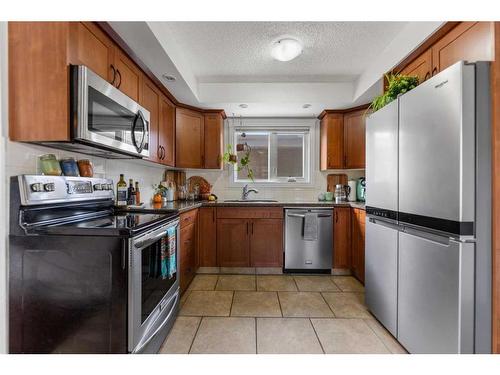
320;113;344;170
204;113;224;169
176;108;205;168
159;95;176;167
333;207;351;269
140;78;160;163
68;22;115;82
198;207;217;267
343;109;367;169
250;219;283;268
217;218;249;267
9;22;71;142
432;22;494;75
399;48;432;83
113;48;142;102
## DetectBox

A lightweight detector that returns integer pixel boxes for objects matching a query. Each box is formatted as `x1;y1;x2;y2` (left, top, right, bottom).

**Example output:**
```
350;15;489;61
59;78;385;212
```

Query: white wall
186;117;365;201
0;21;8;354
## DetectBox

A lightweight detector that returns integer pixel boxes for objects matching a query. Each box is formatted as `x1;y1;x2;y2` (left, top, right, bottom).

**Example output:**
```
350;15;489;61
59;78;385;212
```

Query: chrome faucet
242;184;259;200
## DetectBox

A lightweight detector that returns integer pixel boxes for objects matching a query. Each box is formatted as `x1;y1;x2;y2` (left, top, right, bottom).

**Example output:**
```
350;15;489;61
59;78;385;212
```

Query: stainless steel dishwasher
284;208;333;273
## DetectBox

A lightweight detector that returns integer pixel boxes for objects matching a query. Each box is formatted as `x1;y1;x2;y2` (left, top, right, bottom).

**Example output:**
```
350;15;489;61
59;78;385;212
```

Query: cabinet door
351;209;366;283
333;207;351;269
198;207;217;267
176;108;205;168
431;22;494;75
159;95;176;167
204;113;223;169
343;109;366;169
113;48;142;102
320;113;344;170
68;22;115;82
180;222;196;293
400;48;432;83
250;219;283;267
141;78;160;163
217;219;249;267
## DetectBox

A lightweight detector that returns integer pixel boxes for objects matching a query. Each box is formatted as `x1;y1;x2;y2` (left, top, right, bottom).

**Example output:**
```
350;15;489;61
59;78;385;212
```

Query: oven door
128;219;180;353
72;65;150;158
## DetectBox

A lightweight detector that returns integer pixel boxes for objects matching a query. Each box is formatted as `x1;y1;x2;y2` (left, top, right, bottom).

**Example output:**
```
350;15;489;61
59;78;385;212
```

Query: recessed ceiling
109;21;443;117
160;22;407;83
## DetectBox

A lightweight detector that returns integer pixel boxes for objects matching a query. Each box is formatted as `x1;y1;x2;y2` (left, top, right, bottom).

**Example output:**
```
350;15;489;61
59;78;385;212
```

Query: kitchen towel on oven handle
163;227;177;279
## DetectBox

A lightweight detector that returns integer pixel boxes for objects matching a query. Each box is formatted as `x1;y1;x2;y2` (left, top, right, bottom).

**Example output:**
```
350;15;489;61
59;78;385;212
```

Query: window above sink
228;118;314;187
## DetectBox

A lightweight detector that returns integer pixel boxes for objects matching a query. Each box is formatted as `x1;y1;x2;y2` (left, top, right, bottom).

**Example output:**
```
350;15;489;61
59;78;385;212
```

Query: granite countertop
128;200;365;214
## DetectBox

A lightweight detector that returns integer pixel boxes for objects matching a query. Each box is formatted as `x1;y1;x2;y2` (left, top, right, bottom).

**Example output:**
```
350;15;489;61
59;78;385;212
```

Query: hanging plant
370;73;419;112
222;143;255;182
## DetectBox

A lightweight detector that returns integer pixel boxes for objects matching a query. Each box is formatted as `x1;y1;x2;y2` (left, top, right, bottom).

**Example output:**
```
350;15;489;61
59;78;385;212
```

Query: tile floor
159;274;407;354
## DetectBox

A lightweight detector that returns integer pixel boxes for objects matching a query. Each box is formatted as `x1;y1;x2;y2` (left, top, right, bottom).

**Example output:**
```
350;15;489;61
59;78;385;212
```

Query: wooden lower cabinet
351;208;366;283
198;207;217;267
216;207;284;268
179;210;198;293
217;218;250;267
250;219;283;267
333;207;352;269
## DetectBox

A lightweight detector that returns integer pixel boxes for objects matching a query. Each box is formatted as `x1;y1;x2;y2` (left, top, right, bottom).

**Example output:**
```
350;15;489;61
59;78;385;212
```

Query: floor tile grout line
229;290;235;316
320;291;337;317
276;291;284;317
362;318;394;354
254;317;258;354
187;317;203;354
309;318;326;354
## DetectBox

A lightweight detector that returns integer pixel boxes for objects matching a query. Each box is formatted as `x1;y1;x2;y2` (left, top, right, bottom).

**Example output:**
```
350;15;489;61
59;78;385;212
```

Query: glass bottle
116;174;127;206
127;179;135;205
135;181;141;205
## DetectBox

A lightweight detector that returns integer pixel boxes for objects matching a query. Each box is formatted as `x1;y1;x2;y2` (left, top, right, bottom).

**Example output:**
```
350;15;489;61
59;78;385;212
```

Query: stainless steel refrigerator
365;61;492;354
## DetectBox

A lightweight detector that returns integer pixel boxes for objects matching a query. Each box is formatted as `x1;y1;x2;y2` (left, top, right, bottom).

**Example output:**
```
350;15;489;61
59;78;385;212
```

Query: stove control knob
94;184;102;191
30;183;44;192
43;183;55;192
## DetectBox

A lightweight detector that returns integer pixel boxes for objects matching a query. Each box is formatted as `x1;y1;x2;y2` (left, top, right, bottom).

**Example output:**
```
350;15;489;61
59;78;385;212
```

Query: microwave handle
131;110;147;153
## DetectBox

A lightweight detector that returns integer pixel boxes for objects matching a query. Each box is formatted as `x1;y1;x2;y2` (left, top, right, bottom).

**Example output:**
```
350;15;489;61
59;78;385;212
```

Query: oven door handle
134;230;168;250
133;292;179;353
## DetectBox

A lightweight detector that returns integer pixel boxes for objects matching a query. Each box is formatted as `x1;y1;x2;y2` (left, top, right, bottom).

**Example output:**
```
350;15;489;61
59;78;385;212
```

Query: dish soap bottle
116;174;127;206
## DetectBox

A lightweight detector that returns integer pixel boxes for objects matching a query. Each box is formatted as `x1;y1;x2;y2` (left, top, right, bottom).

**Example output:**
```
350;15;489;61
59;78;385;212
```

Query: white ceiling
109;21;443;117
161;22;407;82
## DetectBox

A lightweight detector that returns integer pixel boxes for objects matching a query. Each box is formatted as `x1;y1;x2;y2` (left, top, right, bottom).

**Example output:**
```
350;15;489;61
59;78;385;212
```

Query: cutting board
327;174;348;192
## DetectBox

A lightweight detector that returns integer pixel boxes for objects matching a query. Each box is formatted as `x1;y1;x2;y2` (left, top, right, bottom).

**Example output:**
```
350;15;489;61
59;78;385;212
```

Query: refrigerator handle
402;225;451;246
368;217;400;231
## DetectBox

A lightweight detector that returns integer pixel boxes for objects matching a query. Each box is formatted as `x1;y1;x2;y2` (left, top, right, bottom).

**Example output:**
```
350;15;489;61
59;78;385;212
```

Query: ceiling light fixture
302;104;312;109
239;104;248;108
162;74;176;82
271;38;303;62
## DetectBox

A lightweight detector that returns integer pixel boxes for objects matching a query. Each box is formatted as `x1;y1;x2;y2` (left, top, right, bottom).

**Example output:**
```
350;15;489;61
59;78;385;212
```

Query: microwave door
73;65;150;158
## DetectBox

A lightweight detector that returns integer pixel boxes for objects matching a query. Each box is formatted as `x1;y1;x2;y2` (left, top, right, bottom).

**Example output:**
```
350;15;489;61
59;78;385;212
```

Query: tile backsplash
5;141;166;202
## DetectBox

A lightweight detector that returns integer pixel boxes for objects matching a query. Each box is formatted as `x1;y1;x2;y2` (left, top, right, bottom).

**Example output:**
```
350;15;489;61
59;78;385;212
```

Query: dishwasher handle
287;213;332;219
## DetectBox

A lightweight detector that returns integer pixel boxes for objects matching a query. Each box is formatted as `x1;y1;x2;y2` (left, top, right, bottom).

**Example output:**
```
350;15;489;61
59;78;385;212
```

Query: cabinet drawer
217;207;283;219
180;208;198;228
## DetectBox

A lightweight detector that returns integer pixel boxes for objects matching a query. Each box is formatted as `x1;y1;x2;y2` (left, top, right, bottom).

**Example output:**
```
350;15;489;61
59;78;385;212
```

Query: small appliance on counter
356;177;366;202
348;180;357;201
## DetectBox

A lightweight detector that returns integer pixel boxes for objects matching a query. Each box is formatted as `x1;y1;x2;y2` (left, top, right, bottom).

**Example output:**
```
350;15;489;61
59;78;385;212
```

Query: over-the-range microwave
42;65;151;159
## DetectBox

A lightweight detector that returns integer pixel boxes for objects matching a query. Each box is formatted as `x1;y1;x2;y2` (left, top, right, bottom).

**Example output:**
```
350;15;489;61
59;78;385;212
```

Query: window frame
227;118;315;188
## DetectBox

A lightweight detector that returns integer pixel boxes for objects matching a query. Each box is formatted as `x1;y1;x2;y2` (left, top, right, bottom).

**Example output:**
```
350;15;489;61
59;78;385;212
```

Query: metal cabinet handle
157;145;162;160
251;222;254;235
432;67;438;76
116;69;122;88
335;211;338;223
110;64;116;85
246;222;249;235
424;71;431;81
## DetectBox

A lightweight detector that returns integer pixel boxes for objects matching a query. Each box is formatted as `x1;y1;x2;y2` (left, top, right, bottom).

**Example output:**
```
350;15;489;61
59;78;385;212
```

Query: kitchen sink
223;199;278;203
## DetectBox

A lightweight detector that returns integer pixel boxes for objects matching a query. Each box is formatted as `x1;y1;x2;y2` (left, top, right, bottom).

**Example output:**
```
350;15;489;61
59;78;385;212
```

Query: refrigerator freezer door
365;217;399;337
366;99;399;214
398;229;474;353
399;61;475;234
